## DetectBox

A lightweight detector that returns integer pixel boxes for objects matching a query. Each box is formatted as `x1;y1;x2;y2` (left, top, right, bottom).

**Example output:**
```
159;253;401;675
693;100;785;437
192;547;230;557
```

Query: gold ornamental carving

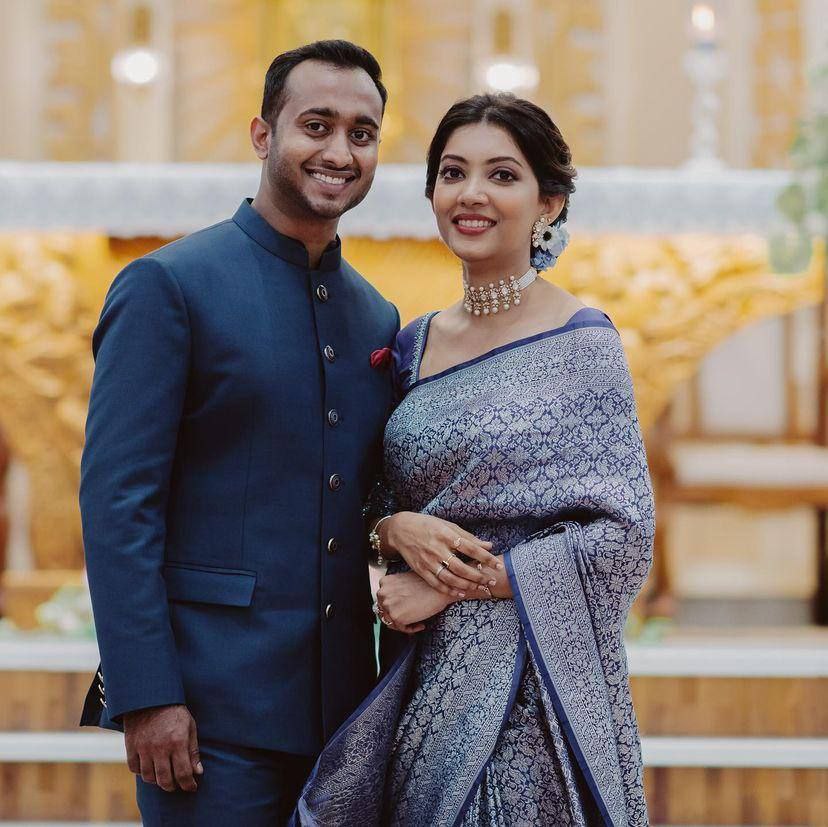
0;234;100;570
0;231;822;576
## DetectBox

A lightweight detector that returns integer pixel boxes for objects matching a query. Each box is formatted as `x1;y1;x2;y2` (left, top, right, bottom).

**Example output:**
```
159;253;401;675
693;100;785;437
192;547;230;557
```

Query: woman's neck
462;256;532;289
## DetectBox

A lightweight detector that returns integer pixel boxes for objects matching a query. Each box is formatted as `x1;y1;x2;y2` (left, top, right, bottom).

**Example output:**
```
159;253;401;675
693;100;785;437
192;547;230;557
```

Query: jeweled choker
463;266;538;316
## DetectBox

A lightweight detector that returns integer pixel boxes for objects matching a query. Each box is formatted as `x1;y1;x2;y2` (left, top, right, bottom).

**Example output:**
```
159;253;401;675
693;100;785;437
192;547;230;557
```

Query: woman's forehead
442;122;524;161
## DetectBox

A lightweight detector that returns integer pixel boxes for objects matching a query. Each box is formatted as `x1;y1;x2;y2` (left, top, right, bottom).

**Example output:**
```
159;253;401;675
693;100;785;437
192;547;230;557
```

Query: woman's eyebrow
439;154;523;167
486;156;523;167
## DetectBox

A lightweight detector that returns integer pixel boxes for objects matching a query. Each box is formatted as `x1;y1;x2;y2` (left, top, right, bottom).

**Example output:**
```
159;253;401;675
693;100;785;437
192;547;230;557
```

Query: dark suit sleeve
80;256;190;721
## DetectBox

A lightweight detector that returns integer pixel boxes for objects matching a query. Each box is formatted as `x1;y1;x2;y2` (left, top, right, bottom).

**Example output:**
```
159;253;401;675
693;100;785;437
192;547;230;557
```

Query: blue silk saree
293;307;655;826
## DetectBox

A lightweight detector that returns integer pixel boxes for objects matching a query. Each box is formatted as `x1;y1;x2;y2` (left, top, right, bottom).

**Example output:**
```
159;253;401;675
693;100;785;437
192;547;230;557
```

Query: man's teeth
311;172;350;185
457;219;495;228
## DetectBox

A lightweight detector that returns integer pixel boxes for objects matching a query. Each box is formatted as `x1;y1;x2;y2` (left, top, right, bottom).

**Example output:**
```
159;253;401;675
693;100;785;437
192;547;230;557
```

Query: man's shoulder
340;258;396;319
145;217;242;270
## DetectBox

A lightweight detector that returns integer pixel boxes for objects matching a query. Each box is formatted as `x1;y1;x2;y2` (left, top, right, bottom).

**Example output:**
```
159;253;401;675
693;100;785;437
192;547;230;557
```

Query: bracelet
369;514;394;566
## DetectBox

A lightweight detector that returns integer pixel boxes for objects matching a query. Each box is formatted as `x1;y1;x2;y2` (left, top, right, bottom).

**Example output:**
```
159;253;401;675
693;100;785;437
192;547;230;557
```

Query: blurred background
0;0;827;824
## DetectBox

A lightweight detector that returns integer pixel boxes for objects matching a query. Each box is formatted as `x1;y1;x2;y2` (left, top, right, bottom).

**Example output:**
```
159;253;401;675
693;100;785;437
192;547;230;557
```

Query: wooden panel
0;671;91;731
0;762;138;821
631;676;828;736
644;766;828;825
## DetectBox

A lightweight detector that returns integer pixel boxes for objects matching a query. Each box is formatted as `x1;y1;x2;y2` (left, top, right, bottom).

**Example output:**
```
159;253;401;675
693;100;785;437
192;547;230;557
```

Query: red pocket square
370;347;393;370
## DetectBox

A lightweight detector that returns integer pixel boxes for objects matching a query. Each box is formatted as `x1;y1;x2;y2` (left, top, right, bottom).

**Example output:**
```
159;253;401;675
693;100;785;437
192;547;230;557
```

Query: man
79;40;397;825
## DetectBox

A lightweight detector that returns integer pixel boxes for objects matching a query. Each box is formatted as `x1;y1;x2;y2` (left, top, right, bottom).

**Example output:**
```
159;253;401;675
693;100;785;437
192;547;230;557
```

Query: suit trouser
136;738;316;826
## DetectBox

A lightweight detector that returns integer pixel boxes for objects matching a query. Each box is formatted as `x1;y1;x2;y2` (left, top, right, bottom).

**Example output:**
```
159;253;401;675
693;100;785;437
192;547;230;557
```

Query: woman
292;94;654;827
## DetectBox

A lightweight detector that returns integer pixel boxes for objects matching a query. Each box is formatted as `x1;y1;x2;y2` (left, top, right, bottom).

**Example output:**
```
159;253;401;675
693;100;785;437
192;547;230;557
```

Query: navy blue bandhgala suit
79;200;398;815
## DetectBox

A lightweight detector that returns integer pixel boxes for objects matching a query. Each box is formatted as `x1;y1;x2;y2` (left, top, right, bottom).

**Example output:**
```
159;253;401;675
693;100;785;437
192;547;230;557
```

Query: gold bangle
369;514;394;565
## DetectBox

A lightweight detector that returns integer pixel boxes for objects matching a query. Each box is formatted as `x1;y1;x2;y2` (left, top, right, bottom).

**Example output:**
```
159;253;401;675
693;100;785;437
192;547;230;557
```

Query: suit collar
233;199;342;272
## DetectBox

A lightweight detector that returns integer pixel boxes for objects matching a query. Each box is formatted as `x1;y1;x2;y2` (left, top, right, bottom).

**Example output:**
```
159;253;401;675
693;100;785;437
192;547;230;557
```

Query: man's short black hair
261;39;387;126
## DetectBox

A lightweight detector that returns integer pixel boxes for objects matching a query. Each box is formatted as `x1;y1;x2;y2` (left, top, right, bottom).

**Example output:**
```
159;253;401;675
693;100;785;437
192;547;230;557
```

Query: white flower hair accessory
530;215;569;271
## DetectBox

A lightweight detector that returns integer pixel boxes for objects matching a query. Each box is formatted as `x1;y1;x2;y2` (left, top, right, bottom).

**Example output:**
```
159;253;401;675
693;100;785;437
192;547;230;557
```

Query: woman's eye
439;166;463;180
492;169;516;182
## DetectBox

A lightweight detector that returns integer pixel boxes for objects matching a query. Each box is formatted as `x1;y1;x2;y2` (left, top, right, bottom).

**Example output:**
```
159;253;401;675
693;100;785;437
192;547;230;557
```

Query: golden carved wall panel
44;0;116;160
0;231;821;576
753;0;804;168
0;235;102;570
533;0;605;165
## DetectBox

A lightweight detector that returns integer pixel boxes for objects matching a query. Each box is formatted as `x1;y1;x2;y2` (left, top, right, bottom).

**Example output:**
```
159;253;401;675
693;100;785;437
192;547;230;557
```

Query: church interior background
0;0;827;822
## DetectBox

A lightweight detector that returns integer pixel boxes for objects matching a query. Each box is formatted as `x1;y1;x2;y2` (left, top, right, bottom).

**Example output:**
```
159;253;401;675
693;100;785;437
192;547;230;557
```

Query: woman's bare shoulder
533;281;588;327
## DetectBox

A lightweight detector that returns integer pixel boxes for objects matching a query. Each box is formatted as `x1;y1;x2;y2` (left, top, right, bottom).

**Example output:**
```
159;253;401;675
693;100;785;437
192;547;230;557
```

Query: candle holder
683;3;726;171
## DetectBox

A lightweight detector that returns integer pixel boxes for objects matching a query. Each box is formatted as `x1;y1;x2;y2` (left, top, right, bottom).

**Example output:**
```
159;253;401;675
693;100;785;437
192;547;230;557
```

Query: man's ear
250;116;271;161
540;194;566;223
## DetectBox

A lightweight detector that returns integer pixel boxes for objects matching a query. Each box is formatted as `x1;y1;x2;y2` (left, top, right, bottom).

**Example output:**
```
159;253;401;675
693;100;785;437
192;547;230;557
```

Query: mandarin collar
232;198;342;272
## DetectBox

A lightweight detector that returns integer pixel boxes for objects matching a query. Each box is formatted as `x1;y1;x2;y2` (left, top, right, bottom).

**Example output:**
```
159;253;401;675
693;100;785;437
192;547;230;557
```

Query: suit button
316;284;329;302
327;409;340;426
325;603;335;620
323;345;336;362
327;537;339;554
328;473;342;491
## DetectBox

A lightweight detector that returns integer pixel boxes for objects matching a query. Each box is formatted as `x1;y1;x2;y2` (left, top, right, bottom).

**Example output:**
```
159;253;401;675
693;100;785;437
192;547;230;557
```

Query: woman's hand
379;512;502;599
376;571;453;634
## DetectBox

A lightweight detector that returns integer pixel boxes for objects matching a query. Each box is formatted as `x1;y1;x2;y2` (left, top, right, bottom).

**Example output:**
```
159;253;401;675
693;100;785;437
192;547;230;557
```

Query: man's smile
306;168;357;188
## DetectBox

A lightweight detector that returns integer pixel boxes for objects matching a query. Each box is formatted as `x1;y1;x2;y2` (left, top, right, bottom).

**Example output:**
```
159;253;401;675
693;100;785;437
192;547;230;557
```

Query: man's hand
377;570;454;632
124;704;203;792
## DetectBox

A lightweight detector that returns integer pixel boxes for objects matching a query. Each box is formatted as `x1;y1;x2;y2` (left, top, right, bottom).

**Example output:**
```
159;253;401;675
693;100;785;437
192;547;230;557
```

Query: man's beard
266;153;372;221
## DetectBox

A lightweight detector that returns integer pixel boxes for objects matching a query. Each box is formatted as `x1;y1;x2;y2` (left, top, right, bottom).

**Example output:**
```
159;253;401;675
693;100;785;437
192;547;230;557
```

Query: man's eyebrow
298;107;379;130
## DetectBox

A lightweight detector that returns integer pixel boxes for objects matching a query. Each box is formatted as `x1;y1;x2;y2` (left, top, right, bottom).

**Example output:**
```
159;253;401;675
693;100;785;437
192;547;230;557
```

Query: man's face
264;60;383;221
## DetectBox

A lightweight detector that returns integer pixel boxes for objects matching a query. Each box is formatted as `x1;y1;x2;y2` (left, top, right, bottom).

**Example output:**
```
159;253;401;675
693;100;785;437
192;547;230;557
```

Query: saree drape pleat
293;310;655;827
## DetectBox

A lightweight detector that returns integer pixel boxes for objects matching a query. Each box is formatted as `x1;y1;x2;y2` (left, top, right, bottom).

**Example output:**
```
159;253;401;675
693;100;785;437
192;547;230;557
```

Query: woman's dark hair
261;39;387;126
425;93;576;225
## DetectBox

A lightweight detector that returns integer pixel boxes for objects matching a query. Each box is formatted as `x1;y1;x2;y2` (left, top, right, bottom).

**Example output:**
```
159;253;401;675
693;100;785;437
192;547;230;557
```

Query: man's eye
306;122;327;133
352;129;373;142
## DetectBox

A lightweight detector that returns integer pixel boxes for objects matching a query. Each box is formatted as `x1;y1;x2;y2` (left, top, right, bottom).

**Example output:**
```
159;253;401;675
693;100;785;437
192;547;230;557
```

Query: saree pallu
293;309;655;827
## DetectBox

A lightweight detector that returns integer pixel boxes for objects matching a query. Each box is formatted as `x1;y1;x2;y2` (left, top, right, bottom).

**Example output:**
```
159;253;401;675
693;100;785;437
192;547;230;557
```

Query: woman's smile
452;213;498;235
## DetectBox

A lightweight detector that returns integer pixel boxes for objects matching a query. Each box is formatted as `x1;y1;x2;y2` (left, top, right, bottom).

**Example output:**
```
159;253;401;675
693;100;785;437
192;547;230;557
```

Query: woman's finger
448;557;498;586
449;536;502;570
450;524;494;549
423;569;460;598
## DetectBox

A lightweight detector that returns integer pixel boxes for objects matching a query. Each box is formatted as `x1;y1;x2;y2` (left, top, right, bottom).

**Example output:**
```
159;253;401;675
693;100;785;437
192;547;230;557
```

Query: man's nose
320;130;354;168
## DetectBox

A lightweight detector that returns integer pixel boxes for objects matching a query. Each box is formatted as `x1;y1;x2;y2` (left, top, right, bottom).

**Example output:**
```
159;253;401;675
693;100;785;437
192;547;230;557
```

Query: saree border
504;525;624;827
450;631;527;826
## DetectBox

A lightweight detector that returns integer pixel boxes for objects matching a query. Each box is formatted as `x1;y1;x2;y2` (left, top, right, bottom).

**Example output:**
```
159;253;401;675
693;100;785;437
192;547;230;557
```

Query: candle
691;3;717;46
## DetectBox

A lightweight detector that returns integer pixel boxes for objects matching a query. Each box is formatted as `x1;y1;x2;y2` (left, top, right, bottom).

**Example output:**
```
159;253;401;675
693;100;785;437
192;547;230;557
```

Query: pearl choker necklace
463;267;538;316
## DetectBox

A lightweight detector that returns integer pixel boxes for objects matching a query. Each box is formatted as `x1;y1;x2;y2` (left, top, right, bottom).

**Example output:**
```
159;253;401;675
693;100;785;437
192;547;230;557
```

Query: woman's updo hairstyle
425;93;577;225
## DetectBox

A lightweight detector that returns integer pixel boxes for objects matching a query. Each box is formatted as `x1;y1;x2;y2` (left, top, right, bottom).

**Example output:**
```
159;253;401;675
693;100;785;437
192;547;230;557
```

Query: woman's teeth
457;219;495;228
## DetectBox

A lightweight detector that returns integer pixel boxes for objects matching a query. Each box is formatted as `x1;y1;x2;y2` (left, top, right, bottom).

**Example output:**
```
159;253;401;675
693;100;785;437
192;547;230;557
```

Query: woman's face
431;122;548;270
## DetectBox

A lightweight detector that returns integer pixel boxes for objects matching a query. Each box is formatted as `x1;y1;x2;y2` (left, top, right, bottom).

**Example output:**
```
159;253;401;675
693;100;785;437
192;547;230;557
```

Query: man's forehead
283;60;383;120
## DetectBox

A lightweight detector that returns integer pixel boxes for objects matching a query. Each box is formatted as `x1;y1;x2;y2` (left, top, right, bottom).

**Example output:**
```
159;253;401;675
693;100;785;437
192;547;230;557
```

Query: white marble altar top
0;162;790;238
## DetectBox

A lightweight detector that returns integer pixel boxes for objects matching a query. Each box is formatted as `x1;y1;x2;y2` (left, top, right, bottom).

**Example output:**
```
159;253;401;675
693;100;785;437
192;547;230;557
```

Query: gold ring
440;557;453;571
452;538;462;550
435;562;448;579
476;562;483;572
381;615;395;627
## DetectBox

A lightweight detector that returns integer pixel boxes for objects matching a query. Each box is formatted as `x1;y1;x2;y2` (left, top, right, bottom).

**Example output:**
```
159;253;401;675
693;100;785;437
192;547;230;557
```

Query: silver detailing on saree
294;321;654;827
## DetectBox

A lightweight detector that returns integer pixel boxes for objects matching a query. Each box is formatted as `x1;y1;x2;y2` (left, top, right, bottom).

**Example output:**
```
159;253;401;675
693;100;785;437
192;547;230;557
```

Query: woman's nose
458;181;488;207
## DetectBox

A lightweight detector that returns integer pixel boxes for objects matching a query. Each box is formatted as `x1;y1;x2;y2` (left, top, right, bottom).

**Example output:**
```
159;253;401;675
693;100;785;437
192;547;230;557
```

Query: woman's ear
540;194;565;223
